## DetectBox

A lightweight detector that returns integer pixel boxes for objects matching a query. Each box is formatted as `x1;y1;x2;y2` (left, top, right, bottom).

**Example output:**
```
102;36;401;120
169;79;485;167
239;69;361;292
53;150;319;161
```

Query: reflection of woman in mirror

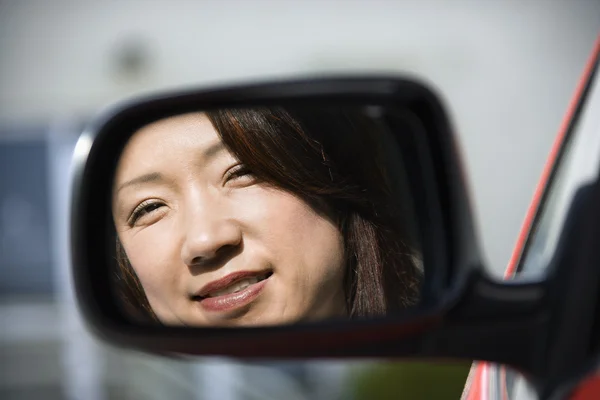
112;107;421;326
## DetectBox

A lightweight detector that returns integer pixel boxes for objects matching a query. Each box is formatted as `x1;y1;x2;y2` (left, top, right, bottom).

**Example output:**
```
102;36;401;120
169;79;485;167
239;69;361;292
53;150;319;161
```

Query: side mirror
70;76;524;361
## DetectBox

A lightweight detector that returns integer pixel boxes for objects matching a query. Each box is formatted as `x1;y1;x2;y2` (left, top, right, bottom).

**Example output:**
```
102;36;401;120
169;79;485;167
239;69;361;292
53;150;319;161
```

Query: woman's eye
224;164;255;186
128;201;165;226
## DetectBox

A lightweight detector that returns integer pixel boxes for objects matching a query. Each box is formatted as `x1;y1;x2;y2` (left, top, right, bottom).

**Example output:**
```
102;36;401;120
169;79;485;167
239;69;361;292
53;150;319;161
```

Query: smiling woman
110;106;422;326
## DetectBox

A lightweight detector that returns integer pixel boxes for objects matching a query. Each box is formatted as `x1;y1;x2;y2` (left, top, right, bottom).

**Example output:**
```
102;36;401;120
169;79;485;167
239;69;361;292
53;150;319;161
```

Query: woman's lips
193;271;272;313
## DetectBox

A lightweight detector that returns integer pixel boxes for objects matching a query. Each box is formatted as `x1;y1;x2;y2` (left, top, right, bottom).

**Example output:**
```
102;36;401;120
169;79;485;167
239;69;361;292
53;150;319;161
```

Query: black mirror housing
70;76;485;358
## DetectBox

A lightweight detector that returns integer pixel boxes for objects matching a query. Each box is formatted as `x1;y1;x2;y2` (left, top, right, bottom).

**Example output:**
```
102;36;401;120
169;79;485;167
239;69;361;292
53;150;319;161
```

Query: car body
463;36;600;400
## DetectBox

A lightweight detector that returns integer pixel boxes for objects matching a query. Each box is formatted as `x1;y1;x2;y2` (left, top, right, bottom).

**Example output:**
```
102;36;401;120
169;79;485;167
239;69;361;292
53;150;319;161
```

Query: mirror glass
109;105;423;327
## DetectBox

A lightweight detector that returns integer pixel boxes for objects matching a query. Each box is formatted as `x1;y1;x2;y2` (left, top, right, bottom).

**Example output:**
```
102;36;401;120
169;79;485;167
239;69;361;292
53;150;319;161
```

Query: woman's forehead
128;112;216;152
115;112;224;178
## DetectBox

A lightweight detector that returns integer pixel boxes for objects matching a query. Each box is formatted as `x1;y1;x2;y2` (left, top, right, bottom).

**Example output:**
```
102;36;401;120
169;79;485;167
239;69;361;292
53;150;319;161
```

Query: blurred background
0;1;598;399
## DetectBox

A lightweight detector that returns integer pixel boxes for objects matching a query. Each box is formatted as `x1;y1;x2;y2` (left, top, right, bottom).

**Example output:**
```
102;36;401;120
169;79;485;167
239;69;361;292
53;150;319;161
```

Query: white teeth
208;276;264;298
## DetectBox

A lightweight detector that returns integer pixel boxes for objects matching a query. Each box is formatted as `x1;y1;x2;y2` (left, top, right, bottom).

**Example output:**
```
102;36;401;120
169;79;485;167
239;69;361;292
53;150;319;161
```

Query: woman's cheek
125;221;178;282
225;188;284;241
242;186;304;223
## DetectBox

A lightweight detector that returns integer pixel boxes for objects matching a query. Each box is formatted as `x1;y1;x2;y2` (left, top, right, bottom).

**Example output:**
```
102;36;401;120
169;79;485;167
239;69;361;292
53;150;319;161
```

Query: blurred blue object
0;132;52;296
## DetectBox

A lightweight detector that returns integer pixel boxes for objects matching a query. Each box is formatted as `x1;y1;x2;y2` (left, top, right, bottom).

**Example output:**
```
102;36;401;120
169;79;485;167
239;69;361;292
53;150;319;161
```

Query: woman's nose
180;207;243;268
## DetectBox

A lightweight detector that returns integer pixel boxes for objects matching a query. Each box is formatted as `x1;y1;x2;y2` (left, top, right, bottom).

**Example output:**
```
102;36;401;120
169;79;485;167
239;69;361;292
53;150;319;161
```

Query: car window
516;57;600;279
501;51;600;399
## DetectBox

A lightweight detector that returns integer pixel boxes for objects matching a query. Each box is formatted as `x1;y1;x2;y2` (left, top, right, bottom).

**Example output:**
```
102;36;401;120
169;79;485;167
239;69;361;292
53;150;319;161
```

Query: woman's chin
179;307;304;327
177;304;345;327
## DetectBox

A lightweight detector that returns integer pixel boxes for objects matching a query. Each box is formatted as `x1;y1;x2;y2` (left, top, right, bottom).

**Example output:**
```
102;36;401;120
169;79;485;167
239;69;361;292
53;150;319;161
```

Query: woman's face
112;112;347;326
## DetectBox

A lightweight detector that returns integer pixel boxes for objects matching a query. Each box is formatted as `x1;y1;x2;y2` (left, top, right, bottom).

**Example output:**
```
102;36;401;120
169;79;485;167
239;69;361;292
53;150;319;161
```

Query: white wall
1;0;598;276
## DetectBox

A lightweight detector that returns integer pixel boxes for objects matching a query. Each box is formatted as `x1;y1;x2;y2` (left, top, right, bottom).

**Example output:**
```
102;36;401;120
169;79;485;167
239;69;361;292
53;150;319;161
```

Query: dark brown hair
113;106;421;323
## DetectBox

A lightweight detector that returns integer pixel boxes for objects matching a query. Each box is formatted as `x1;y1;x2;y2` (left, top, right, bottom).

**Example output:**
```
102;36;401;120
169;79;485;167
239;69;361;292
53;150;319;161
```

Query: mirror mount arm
423;270;549;381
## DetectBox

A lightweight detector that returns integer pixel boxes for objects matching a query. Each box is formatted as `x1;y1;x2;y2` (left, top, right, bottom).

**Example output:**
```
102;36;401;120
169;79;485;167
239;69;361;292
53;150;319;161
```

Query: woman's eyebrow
116;172;164;194
200;141;226;162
